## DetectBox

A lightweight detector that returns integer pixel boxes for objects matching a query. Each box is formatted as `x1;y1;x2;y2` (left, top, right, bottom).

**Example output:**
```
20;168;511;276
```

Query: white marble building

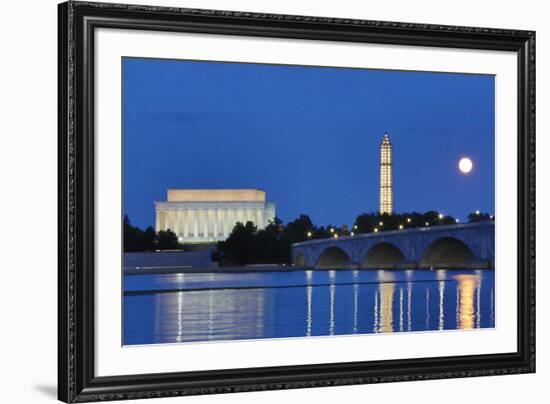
154;189;276;243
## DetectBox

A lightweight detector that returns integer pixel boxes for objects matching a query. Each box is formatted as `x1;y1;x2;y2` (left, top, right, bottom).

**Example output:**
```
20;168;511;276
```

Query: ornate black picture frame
58;1;535;402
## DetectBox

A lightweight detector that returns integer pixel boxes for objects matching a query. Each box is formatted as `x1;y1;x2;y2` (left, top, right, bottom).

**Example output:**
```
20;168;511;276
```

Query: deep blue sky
123;57;495;230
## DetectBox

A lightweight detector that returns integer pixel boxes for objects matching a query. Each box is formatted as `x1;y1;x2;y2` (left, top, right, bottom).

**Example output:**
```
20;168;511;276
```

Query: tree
217;215;318;266
284;214;314;243
468;211;493;223
217;221;258;265
123;215;144;252
157;229;179;250
353;213;377;233
141;226;157;251
352;210;458;233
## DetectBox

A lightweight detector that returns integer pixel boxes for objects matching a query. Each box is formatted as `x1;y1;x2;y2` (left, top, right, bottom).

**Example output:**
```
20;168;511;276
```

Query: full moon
458;157;473;174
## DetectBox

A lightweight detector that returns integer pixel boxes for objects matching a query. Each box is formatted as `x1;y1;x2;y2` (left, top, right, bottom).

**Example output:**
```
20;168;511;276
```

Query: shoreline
124;265;494;275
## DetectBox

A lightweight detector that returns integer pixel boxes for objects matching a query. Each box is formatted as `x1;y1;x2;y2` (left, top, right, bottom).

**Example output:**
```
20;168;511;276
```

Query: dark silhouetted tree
142;226;157;251
352;211;458;233
157;229;179;250
468;211;493;223
123;215;144;252
217;221;258;265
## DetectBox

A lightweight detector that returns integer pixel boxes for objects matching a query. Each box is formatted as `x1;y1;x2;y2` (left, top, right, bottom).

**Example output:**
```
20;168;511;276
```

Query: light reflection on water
124;269;495;345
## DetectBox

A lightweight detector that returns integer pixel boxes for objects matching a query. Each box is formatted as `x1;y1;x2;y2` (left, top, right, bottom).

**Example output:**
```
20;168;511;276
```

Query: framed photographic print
58;1;535;402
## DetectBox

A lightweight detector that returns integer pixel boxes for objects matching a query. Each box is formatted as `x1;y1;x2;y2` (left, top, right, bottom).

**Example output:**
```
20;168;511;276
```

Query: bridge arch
294;251;305;266
361;242;406;268
420;237;475;267
315;247;351;269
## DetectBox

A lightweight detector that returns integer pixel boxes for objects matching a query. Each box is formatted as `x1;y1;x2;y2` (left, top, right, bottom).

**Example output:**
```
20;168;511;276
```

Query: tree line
217;210;494;265
123;210;494;260
123;215;179;252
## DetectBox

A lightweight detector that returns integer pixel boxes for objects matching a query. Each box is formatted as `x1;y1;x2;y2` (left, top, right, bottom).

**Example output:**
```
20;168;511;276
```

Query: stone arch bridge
291;221;494;269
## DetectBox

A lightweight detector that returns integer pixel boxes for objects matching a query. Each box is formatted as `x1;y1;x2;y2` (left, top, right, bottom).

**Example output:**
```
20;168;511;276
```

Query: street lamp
307;231;312;238
374;228;379;233
475;210;480;215
455;218;460;223
425;222;430;226
350;231;355;236
379;221;383;226
438;213;444;219
399;224;403;230
407;218;411;223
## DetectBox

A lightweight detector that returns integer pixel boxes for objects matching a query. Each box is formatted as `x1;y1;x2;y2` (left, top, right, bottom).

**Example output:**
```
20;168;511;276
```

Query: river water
123;269;495;345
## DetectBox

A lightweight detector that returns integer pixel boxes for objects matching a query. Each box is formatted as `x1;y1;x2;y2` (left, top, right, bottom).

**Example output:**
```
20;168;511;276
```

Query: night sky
123;57;495;230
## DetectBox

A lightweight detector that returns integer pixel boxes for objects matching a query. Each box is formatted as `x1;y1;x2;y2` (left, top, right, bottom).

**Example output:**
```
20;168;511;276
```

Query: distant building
154;189;276;243
379;132;393;214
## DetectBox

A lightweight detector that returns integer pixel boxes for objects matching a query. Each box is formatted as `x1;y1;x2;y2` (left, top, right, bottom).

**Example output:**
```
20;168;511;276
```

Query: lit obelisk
379;132;393;214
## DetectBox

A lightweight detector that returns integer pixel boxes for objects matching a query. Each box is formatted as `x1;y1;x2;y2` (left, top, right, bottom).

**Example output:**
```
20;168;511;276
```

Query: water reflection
407;281;412;332
148;288;267;343
306;284;312;336
376;270;395;333
124;269;495;345
455;274;478;329
353;283;359;334
438;270;446;331
399;287;404;332
425;289;430;330
476;270;483;328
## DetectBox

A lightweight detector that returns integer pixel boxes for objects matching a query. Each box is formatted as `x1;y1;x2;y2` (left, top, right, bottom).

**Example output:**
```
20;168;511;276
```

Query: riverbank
125;265;298;274
124;264;494;275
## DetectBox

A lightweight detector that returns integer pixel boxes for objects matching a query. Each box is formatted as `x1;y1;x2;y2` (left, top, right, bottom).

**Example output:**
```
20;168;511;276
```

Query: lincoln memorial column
170;210;175;234
223;209;229;238
213;209;219;239
256;208;264;230
166;211;171;230
201;209;208;238
234;208;240;228
183;209;189;238
207;209;212;238
174;210;181;236
220;209;225;237
192;209;199;238
227;209;234;232
197;209;202;237
166;210;173;231
217;209;223;238
209;209;215;238
198;209;202;238
171;210;177;232
237;208;244;224
205;209;211;238
155;209;161;232
172;210;179;236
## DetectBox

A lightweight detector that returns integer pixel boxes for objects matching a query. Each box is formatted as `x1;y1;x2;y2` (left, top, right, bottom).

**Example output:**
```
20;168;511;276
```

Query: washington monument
379;132;393;214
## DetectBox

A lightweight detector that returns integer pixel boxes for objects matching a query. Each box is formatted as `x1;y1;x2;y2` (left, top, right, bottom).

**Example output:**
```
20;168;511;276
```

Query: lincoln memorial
154;189;276;243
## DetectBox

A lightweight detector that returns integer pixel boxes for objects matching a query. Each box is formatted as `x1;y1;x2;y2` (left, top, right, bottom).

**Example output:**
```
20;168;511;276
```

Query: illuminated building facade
154;189;276;243
379;132;393;214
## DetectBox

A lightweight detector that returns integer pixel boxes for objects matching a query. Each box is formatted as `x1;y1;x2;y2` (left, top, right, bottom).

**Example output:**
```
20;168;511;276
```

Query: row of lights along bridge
307;210;494;240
